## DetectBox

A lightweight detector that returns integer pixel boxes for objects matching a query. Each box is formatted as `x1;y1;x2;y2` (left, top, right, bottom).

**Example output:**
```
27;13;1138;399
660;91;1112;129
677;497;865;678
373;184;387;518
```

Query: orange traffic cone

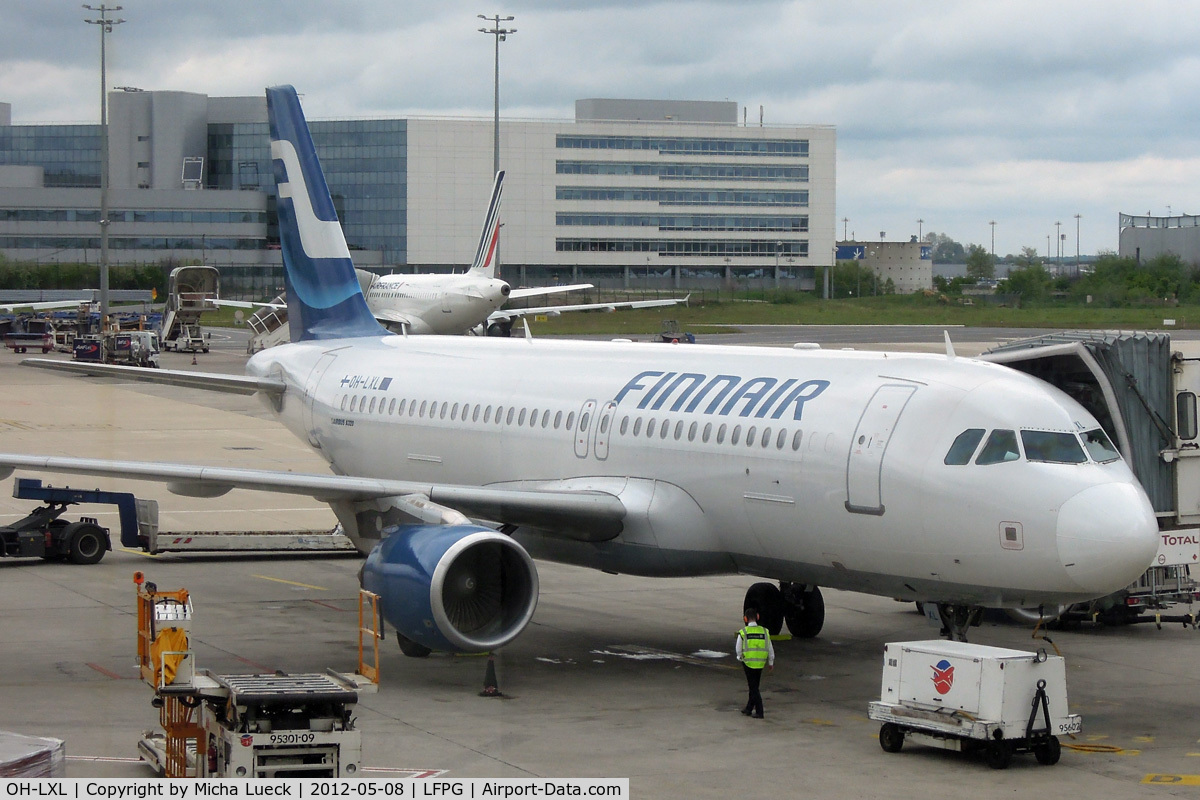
191;353;197;366
479;654;502;698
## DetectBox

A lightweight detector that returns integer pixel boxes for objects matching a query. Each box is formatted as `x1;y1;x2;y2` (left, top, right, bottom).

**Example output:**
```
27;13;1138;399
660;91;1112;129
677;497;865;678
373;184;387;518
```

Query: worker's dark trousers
743;665;764;717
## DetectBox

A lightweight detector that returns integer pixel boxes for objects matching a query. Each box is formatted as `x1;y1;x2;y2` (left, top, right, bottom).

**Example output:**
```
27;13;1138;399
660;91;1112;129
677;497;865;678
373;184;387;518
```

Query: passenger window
791;430;803;451
1178;392;1198;441
388;398;396;415
451;402;459;420
731;425;742;446
1021;430;1087;464
484;405;492;423
472;405;480;422
554;411;563;429
518;408;527;426
717;424;727;444
944;429;985;465
369;397;377;414
566;412;575;430
776;429;787;450
530;409;539;427
976;429;1020;465
1081;428;1120;463
440;403;448;419
542;410;551;428
702;423;712;443
506;407;515;425
688;421;697;442
647;418;657;437
340;395;347;411
619;416;629;435
674;420;684;440
746;426;757;446
632;417;642;436
419;400;428;417
761;427;772;448
600;415;610;434
660;420;670;439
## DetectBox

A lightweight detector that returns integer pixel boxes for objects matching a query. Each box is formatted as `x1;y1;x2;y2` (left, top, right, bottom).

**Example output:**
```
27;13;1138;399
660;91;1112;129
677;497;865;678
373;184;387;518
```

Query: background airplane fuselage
250;335;1158;609
364;273;509;334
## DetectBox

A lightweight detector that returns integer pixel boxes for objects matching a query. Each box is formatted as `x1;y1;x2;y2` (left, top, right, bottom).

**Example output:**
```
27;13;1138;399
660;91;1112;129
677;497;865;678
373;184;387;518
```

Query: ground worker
736;607;774;719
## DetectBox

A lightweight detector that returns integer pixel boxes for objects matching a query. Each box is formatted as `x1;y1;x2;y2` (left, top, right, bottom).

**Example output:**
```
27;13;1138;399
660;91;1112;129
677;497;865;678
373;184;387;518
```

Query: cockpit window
1021;430;1087;464
976;429;1020;465
1081;428;1121;463
944;428;985;465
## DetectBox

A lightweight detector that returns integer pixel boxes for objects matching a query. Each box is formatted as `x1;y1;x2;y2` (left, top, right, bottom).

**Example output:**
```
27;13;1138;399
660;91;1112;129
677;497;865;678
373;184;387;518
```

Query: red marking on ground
307;599;349;612
233;655;273;672
86;662;133;680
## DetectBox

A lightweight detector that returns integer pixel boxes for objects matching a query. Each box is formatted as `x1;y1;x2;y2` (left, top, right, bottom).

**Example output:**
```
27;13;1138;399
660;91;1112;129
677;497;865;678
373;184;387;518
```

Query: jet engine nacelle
361;524;539;654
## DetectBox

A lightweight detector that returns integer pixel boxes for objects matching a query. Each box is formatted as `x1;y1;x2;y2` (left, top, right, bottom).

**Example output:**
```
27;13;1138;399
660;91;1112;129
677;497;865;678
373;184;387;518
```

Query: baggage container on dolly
868;640;1081;769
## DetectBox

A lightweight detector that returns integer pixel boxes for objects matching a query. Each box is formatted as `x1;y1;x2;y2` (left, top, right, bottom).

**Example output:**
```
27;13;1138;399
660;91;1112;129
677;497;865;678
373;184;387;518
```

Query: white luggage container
867;640;1081;769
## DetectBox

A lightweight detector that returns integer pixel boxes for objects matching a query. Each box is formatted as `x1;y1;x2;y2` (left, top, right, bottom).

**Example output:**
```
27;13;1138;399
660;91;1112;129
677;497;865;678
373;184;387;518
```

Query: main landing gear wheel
396;632;432;658
878;723;904;753
783;584;825;638
743;582;784;635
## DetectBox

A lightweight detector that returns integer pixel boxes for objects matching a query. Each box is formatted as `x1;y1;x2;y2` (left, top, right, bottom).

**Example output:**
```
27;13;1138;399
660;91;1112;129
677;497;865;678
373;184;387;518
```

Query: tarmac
1;326;1199;798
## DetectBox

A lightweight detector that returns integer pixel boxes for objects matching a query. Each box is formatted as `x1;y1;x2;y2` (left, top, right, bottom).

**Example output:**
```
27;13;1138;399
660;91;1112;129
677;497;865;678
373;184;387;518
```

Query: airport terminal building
0;91;834;296
1119;212;1200;265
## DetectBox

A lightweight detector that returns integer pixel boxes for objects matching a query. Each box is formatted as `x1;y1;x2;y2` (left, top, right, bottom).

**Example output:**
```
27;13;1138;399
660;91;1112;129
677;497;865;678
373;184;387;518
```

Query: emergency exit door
845;384;916;515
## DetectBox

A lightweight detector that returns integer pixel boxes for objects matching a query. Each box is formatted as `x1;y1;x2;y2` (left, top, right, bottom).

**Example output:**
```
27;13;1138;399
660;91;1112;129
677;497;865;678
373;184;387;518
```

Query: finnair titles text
613;371;830;420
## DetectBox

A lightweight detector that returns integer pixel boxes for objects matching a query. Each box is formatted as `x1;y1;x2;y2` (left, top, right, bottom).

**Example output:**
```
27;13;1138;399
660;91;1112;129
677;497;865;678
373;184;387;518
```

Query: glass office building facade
0;92;834;292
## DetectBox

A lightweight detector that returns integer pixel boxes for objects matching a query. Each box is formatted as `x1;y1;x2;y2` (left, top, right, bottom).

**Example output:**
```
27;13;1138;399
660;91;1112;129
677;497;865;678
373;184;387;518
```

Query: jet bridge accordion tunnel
360;524;539;655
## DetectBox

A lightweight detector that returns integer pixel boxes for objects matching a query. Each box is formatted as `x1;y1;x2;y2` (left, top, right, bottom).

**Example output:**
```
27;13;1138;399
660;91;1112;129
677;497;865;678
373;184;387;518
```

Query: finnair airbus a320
0;85;1158;656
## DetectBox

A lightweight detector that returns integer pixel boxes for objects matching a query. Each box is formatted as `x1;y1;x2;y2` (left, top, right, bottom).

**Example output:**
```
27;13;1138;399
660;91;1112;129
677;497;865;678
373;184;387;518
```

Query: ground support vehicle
868;640;1079;769
983;332;1200;625
134;576;374;778
0;478;118;564
160;266;218;353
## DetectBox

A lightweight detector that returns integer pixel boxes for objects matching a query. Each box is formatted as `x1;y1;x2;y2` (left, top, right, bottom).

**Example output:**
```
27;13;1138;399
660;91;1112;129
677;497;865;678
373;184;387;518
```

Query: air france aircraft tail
468;171;505;277
266;85;386;342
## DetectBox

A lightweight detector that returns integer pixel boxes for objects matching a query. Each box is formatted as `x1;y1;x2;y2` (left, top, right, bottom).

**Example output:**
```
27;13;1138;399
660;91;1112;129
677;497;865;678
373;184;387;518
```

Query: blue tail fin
266;85;386;341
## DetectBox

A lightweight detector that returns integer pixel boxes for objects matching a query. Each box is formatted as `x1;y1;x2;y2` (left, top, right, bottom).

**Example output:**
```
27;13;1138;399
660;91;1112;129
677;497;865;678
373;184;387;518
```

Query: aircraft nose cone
1057;482;1158;595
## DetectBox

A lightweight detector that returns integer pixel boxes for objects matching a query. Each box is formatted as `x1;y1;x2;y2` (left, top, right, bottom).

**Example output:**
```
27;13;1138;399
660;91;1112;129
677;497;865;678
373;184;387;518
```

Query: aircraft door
845;383;916;515
304;352;339;448
574;400;598;458
593;401;617;461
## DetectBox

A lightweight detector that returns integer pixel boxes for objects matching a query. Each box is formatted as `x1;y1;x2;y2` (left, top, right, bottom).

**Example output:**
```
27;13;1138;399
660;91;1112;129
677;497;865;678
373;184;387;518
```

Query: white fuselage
248;335;1159;609
363;272;509;334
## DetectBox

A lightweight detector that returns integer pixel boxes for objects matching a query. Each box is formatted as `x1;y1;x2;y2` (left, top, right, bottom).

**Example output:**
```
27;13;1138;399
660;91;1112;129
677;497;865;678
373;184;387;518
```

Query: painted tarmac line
1142;775;1200;786
252;574;327;590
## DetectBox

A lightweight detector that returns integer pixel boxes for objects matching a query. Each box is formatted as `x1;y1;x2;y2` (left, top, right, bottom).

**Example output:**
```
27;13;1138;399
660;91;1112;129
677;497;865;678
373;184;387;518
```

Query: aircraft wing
490;295;690;322
0;299;91;314
371;308;417;327
0;453;626;542
213;299;284;310
20;358;286;397
506;283;593;301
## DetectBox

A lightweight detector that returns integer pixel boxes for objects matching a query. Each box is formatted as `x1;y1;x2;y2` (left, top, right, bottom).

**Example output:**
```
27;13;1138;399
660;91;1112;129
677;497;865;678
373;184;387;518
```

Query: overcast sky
2;0;1197;257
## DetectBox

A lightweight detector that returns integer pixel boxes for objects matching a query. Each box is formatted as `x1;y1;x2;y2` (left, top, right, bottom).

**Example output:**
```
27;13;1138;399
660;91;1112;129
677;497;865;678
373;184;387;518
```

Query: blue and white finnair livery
2;86;1159;654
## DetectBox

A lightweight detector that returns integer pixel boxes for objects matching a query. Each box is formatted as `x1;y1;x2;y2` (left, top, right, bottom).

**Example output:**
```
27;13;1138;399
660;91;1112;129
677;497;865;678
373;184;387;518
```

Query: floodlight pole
84;4;125;326
478;14;515;177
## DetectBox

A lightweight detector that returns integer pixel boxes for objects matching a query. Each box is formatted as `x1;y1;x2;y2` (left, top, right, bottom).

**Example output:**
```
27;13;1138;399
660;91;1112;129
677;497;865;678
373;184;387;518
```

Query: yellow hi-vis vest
739;624;769;669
